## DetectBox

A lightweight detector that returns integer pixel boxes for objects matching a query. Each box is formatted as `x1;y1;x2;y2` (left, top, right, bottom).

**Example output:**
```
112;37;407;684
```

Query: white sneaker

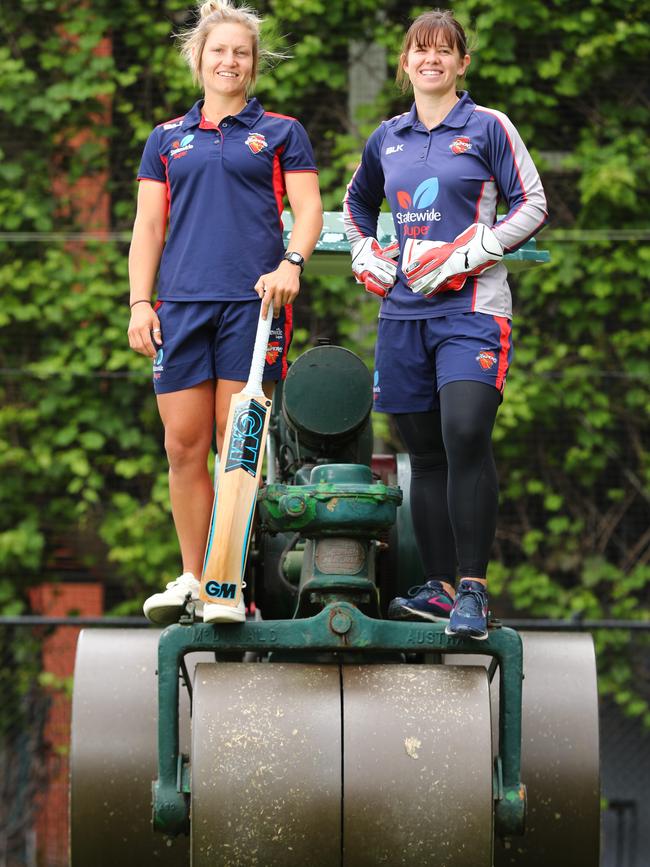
143;572;204;625
203;597;246;624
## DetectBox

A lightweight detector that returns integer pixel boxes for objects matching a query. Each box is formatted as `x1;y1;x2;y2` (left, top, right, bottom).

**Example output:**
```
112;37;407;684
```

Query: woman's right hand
127;302;161;357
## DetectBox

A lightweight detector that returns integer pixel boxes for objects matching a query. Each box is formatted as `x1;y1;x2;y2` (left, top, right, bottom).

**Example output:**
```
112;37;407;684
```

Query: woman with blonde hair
128;0;323;624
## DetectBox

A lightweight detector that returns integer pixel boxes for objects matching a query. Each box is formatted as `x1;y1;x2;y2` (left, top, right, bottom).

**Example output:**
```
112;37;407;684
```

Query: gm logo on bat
225;399;267;477
205;581;237;599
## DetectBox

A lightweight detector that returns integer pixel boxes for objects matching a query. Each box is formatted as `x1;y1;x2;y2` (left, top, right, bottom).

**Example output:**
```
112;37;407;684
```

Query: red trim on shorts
272;147;286;226
494;316;511;393
153;300;163;312
281;304;293;379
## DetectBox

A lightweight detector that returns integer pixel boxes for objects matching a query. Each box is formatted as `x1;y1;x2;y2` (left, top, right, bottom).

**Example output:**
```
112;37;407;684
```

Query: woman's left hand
254;260;301;319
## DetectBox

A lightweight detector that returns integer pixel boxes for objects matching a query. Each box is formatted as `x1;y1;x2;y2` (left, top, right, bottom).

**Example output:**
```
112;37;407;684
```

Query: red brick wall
28;584;104;867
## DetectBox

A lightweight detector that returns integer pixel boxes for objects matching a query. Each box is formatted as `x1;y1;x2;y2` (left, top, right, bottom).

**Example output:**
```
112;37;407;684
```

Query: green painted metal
258;463;402;536
283;211;550;276
282;346;373;446
153;605;525;839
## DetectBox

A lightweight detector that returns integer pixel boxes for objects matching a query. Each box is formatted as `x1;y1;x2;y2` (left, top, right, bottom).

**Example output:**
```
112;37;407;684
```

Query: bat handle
244;301;274;396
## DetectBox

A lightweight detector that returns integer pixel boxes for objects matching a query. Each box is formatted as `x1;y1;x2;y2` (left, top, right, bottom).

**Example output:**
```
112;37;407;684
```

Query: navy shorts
151;300;292;395
373;313;513;413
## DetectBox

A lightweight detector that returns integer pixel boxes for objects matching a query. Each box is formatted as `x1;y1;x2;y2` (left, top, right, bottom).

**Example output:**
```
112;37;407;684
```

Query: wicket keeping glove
351;237;400;298
403;224;504;298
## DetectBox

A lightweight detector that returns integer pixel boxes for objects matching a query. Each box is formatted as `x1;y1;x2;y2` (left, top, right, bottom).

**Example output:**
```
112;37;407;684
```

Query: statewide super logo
395;177;441;237
170;134;194;159
450;136;472;154
224;398;268;477
245;132;268;154
476;350;497;370
373;370;380;401
153;347;164;380
265;327;284;365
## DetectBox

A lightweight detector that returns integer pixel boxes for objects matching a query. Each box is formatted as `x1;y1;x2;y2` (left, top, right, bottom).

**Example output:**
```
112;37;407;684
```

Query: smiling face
199;21;256;99
401;34;470;99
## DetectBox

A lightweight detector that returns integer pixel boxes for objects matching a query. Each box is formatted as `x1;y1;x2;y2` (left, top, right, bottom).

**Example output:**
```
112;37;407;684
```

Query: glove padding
403;224;504;298
351;237;400;298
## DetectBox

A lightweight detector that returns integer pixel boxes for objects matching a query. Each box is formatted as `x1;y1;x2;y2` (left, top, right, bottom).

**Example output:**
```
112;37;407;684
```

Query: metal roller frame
445;631;600;866
70;629;208;867
190;662;494;867
495;632;600;866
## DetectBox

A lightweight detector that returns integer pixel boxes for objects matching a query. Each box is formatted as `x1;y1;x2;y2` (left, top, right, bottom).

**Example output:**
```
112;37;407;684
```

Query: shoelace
407;580;444;598
454;587;486;615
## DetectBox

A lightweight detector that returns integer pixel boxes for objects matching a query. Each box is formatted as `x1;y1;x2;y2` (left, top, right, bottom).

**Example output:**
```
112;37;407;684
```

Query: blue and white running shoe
388;580;454;622
445;579;489;640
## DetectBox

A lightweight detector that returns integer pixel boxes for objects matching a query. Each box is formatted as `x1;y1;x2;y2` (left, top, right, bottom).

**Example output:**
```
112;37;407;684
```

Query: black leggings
394;380;501;582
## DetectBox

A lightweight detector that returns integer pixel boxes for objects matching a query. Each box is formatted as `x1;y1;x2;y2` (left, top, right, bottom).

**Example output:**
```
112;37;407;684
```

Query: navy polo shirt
138;98;317;301
344;92;547;320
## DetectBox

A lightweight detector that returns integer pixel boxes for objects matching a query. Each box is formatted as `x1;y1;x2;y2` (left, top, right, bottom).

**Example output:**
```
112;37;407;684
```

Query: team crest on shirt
450;136;472;155
476;350;496;370
246;132;268;154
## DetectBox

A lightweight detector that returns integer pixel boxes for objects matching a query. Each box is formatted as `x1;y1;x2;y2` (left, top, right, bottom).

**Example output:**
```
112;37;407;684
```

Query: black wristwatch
283;250;305;273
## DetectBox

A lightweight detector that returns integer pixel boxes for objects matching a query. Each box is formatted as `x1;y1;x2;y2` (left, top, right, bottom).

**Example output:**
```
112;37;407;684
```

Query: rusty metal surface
70;629;205;866
342;664;494;867
191;663;341;866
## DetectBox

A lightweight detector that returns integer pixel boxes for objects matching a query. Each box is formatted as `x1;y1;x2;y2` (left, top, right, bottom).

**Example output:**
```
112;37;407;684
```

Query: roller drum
445;632;600;865
191;662;494;867
191;663;341;866
343;664;494;867
70;629;203;866
494;632;600;866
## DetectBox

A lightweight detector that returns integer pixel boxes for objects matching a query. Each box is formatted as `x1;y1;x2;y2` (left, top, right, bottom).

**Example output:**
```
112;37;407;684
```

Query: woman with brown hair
344;9;547;638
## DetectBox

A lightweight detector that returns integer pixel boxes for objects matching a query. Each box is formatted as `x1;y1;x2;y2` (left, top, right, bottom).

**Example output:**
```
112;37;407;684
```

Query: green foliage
1;1;649;715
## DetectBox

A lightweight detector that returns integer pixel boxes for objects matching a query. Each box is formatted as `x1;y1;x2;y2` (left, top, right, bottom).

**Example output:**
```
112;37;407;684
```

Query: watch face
286;252;304;266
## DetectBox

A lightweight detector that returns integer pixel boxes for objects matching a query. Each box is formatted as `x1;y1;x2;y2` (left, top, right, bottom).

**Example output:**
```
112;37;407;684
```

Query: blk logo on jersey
450;136;472;154
246;132;268;154
385;144;404;155
225;399;267;477
476;350;497;370
170;134;194;159
395;177;441;237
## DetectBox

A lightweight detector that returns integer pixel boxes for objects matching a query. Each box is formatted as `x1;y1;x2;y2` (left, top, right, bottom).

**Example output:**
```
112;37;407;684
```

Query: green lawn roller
70;220;598;866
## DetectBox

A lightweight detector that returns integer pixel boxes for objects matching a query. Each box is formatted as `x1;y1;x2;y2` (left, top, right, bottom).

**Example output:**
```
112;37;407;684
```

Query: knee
410;450;447;478
164;428;211;471
443;415;490;463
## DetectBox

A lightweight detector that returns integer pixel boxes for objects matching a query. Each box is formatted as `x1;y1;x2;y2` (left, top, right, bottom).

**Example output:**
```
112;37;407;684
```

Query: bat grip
245;302;273;396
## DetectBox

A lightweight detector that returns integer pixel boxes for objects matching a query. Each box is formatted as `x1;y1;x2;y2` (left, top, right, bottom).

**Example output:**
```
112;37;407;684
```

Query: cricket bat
199;302;274;607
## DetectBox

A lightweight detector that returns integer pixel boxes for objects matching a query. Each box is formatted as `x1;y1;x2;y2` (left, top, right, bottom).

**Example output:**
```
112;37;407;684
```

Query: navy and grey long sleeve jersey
343;92;548;320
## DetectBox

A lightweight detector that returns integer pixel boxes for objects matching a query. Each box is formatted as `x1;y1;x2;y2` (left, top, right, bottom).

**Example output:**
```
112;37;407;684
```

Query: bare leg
157;381;216;577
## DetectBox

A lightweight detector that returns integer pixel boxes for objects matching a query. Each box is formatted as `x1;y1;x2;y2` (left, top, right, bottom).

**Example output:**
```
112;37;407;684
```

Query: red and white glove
403;224;504;298
351;237;400;298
